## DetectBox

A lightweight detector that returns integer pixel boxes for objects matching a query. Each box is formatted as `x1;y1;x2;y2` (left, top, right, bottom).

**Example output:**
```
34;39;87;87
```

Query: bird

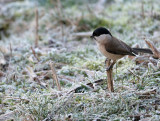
90;27;153;71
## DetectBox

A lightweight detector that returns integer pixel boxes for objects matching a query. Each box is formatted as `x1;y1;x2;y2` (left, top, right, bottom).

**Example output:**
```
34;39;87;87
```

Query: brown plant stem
35;8;39;47
31;47;39;62
106;59;114;92
50;62;61;91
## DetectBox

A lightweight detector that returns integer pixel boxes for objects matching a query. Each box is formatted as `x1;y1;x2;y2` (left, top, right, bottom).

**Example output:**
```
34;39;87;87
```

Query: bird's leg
105;60;116;71
105;58;109;65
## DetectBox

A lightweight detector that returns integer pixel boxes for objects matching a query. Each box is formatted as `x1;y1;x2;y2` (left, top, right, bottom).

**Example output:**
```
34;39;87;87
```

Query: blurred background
1;0;160;45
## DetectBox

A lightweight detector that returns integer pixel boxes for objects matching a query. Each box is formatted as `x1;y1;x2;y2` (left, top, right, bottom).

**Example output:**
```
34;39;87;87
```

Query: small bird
90;27;153;71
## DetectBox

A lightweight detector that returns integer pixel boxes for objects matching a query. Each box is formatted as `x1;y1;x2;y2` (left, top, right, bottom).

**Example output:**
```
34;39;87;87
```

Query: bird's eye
93;33;98;37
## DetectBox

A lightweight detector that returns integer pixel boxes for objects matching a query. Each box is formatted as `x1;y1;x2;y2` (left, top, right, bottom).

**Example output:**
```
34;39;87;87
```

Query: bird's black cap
91;27;112;38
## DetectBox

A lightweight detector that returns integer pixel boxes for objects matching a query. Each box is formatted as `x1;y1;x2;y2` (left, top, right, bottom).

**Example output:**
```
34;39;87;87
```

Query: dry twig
0;110;18;121
135;88;156;95
127;69;141;83
73;32;92;37
0;70;5;77
145;40;160;58
49;62;61;91
141;1;145;18
128;114;151;121
9;42;12;57
31;47;40;62
35;8;39;47
71;79;104;93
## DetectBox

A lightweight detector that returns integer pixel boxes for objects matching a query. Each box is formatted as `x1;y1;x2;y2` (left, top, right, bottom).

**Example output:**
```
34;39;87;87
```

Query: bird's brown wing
105;36;135;56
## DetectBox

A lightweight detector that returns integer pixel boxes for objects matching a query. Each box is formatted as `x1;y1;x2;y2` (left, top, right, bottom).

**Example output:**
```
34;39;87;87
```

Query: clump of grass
0;20;10;39
60;67;76;76
59;66;88;77
19;92;56;120
19;91;141;120
49;53;78;65
84;61;103;71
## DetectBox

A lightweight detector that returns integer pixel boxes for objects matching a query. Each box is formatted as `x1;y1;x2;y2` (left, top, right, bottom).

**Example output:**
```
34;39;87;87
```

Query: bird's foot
105;59;115;71
106;65;113;71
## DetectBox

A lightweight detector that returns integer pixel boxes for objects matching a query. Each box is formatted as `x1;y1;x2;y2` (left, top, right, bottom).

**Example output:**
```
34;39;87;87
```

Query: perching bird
90;27;153;70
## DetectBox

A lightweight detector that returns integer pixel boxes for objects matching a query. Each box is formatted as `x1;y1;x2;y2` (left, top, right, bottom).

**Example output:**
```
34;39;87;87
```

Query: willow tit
90;27;153;70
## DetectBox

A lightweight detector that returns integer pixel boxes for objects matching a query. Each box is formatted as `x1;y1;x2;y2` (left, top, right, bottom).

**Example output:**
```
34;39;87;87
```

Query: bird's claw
106;65;112;71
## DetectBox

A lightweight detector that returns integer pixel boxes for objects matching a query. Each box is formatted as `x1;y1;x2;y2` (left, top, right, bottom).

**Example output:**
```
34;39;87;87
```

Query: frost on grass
0;0;160;121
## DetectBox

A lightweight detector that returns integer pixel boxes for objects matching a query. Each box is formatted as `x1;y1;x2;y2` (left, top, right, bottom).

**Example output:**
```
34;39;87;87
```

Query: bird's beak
90;35;95;39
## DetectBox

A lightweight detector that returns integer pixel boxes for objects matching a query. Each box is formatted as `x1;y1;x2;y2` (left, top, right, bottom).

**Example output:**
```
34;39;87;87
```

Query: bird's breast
97;43;124;61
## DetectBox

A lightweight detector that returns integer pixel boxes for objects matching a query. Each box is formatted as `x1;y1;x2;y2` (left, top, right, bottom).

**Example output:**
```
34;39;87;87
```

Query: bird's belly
97;44;124;61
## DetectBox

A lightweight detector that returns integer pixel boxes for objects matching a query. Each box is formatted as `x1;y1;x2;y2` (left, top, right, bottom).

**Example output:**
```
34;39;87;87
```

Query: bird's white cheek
95;37;102;43
94;37;98;42
95;35;106;43
95;34;112;44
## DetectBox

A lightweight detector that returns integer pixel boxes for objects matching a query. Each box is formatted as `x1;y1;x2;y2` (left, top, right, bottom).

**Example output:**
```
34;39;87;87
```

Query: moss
49;53;77;65
62;0;97;8
84;61;103;71
66;83;72;87
0;20;10;39
60;68;76;76
136;84;145;90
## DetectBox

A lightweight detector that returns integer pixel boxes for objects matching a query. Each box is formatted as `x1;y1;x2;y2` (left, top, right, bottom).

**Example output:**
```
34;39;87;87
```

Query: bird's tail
132;48;153;54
